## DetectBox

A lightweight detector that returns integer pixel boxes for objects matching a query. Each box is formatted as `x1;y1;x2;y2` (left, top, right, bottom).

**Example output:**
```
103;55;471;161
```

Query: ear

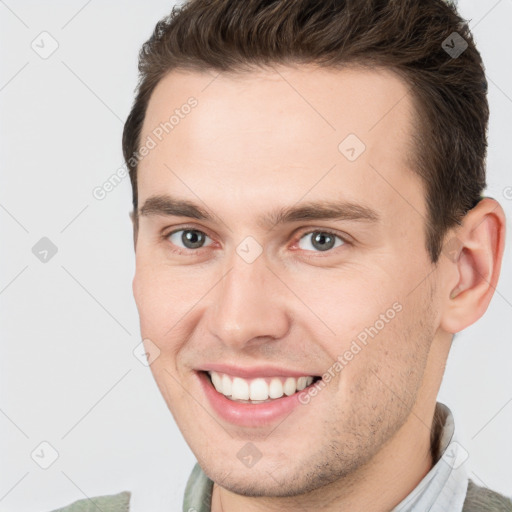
440;198;506;334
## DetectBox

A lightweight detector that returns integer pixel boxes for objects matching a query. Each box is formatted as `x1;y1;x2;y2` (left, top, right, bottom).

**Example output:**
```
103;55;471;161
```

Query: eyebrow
138;194;379;229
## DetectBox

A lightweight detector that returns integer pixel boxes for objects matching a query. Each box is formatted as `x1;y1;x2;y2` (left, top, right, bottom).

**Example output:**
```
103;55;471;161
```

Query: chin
201;455;354;499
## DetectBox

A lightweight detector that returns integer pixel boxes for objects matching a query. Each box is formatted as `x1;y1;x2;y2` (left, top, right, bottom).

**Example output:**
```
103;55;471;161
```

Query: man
52;0;511;510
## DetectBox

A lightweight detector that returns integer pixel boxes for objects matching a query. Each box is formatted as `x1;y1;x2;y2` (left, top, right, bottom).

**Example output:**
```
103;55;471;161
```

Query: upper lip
196;363;319;379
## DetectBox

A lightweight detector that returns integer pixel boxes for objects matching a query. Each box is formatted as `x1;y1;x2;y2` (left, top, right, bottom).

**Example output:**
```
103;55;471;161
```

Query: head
125;0;505;502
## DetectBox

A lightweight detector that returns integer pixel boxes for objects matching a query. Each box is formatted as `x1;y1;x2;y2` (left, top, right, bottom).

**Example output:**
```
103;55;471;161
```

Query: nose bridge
207;252;290;347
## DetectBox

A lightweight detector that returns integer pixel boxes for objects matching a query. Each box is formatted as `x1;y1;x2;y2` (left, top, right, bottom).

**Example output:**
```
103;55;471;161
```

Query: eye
297;231;345;252
167;229;213;250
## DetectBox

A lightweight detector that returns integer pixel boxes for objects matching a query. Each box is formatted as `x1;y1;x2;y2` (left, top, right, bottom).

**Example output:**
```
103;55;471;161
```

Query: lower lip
196;371;311;427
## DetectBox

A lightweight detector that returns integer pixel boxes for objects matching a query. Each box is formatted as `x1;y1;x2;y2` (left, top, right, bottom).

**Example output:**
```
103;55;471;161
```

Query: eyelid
162;225;216;252
161;224;352;255
293;227;353;246
163;223;213;239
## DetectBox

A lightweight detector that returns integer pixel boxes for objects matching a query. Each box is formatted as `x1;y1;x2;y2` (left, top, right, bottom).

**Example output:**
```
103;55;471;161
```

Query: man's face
132;65;448;496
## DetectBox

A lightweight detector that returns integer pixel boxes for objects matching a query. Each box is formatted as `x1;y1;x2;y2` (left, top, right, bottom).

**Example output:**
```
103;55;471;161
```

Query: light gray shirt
392;402;469;511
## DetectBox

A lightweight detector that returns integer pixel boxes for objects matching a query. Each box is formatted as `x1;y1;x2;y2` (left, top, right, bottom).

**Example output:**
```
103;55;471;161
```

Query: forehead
137;64;425;224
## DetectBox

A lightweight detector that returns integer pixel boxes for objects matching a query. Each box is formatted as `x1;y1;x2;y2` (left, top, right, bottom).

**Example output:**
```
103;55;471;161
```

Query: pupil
182;230;205;249
312;232;334;251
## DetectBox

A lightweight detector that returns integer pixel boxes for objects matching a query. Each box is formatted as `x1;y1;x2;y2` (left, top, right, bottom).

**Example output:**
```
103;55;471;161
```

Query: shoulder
463;479;512;512
47;491;131;512
183;462;213;512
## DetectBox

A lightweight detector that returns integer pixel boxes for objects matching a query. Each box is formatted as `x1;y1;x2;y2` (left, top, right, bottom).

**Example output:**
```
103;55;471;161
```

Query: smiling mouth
204;370;322;404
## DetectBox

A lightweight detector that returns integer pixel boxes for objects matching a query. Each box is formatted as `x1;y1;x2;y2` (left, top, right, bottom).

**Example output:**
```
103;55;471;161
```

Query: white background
1;1;511;511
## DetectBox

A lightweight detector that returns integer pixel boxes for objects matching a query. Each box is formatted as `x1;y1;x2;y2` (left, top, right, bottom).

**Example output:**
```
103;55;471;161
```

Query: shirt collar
392;402;469;512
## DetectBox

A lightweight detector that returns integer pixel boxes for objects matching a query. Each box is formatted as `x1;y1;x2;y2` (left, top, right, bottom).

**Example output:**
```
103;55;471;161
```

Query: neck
211;404;436;512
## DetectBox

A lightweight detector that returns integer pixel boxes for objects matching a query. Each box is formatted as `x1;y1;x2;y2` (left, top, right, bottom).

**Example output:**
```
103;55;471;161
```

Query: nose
206;255;291;350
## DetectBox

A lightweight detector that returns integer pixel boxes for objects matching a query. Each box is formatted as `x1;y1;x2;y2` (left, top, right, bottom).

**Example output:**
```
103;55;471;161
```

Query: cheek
289;266;403;338
133;260;193;324
133;267;189;391
132;262;181;348
133;266;162;326
350;293;433;393
132;259;218;363
298;265;429;389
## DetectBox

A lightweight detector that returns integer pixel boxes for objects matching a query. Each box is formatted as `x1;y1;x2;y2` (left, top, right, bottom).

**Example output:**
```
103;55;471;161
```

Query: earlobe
440;198;506;334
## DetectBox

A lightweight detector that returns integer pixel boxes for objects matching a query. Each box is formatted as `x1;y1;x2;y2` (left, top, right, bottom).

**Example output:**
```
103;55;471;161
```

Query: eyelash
161;226;350;256
292;229;349;255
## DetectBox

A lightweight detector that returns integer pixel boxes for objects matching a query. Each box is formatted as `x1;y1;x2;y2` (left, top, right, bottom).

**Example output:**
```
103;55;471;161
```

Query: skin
131;64;505;511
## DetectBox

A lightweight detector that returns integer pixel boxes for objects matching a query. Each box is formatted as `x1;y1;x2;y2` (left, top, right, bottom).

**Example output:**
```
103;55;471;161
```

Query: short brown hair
123;0;488;262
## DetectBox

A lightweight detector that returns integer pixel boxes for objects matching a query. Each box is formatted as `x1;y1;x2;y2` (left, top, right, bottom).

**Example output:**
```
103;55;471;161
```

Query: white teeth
207;371;317;402
221;374;232;396
297;376;308;391
269;378;284;399
211;371;222;391
249;378;268;401
283;377;297;396
232;377;249;400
